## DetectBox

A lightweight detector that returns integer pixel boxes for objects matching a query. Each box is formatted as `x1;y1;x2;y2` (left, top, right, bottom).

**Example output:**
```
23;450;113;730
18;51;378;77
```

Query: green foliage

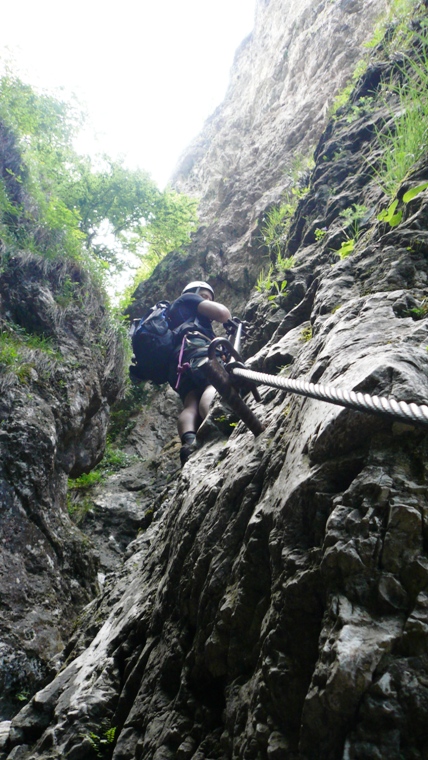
377;182;428;228
54;274;81;307
267;279;288;302
376;198;402;227
339;204;368;230
96;443;138;472
67;470;103;521
66;495;94;524
255;265;287;304
130;188;198;272
375;98;428;196
337;239;355;259
258;153;313;284
364;0;417;52
339;203;368;245
300;325;313;342
68;471;104;491
275;253;295;272
87;725;117;758
261;156;313;258
332;0;417;118
261;203;294;255
0;71;198;285
288;152;315;181
333;205;367;260
314;227;327;241
257;191;301;302
15;691;30;702
255;265;275;293
67;159;198;273
402;181;428;203
68;443;137;493
0;73;86;258
332;84;354;115
373;30;428;196
331;60;370;116
291;185;309;201
345;96;375;124
67;442;137;524
0;328;60;382
408;298;428;319
0;333;20;367
341;205;366;242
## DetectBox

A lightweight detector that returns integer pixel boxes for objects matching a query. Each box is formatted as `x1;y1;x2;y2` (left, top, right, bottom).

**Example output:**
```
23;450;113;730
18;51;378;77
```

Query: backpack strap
175;335;191;390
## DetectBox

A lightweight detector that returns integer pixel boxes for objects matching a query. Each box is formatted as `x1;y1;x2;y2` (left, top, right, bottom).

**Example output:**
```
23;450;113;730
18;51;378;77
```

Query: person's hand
223;318;251;336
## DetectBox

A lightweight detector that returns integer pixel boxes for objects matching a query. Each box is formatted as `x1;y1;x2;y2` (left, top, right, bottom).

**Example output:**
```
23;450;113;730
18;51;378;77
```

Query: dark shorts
169;359;209;402
168;332;212;402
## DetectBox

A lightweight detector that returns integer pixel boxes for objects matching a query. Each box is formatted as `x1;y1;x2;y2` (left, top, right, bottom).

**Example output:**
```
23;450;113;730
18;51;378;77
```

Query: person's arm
197;299;231;324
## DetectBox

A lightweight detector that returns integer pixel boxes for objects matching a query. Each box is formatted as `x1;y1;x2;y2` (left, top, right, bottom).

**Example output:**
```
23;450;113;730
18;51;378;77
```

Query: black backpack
129;301;175;385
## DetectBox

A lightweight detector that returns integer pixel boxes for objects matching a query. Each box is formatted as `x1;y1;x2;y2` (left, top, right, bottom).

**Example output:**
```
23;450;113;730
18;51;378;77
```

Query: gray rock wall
130;0;389;317
3;1;428;759
0;251;125;718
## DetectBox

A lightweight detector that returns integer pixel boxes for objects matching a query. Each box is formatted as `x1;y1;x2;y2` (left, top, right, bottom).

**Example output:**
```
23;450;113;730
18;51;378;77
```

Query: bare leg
199;384;216;420
177;390;202;438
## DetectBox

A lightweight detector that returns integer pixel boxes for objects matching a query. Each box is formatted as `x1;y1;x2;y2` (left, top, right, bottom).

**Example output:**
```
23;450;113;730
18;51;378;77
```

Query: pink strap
175;335;190;390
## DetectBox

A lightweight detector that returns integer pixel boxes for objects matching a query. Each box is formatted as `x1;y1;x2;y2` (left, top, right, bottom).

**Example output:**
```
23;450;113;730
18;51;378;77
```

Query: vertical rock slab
130;0;389;315
0;251;125;718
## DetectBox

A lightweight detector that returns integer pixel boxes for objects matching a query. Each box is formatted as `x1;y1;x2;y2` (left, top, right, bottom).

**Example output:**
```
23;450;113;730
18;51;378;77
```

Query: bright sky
0;0;257;188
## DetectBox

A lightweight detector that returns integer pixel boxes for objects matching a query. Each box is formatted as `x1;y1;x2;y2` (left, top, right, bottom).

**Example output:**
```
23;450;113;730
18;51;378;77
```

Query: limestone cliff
3;1;428;759
0;204;125;714
130;0;389;316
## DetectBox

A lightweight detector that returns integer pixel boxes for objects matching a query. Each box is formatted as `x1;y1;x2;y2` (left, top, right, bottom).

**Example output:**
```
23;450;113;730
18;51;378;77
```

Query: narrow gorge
1;0;428;758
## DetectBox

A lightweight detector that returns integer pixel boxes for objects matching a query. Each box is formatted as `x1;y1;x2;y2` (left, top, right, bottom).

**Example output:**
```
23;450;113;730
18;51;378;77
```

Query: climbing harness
175;330;223;391
206;322;428;435
175;334;191;390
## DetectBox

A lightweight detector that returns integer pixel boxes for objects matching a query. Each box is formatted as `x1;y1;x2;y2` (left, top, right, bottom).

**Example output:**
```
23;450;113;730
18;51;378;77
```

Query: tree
62;157;198;271
0;71;198;274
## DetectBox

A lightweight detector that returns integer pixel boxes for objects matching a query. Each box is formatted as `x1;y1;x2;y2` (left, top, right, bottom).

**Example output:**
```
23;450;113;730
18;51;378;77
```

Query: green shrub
87;724;117;758
276;253;295;272
255;265;275;293
0;71;198;286
0;329;61;381
333;205;368;260
261;203;294;256
337;239;355;259
300;326;313;342
408;298;428;319
372;27;428;195
332;0;417;119
96;443;138;473
314;227;327;241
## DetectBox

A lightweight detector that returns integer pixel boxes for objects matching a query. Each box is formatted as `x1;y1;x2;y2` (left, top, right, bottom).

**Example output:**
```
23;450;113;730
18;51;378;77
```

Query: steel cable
230;367;428;427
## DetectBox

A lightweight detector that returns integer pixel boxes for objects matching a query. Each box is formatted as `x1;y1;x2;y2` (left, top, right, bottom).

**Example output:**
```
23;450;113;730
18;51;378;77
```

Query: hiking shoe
180;441;197;467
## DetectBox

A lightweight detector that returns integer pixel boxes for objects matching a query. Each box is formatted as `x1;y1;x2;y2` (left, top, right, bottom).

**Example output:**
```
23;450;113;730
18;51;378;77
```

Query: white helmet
182;281;214;298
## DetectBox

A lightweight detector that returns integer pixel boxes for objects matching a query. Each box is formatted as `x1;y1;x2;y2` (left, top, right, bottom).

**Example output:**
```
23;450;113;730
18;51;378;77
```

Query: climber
168;281;231;466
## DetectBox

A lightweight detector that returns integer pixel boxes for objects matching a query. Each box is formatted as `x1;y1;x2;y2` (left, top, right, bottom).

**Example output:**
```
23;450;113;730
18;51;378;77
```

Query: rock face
73;384;182;573
130;0;389;317
3;1;428;759
0;250;125;718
